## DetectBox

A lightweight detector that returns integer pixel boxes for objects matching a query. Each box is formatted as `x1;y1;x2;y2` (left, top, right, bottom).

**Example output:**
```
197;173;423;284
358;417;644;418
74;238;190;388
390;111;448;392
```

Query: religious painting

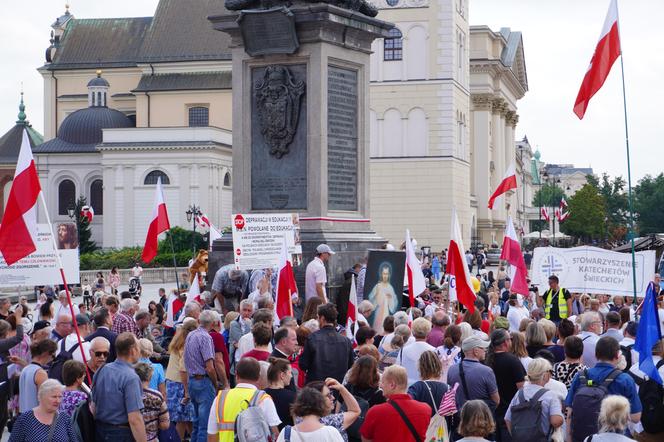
364;250;406;333
56;222;79;250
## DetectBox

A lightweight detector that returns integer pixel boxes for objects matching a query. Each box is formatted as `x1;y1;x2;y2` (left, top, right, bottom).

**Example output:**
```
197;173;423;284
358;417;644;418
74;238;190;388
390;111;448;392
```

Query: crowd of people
0;245;662;442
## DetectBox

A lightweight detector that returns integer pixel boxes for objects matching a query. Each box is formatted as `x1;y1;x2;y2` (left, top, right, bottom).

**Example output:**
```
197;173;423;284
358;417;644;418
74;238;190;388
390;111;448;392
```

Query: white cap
316;244;335;255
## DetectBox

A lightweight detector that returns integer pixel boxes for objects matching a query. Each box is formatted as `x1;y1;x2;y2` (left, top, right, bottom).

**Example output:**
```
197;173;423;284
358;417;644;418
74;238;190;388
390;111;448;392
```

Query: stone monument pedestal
208;4;392;297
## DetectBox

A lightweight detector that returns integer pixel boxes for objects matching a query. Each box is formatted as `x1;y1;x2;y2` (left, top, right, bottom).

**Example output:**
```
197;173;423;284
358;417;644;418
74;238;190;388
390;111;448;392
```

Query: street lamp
67;205;76;220
185;205;202;256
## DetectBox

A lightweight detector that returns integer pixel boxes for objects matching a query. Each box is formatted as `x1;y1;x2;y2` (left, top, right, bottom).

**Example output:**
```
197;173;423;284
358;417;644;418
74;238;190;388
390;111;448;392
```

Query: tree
73;196;98;254
560;184;606;242
157;226;205;255
532;183;565;209
596;173;629;241
634;173;664;235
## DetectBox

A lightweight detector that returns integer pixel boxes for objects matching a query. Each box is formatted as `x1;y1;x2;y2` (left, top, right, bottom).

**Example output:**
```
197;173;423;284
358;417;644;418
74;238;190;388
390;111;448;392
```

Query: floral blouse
59;390;87;418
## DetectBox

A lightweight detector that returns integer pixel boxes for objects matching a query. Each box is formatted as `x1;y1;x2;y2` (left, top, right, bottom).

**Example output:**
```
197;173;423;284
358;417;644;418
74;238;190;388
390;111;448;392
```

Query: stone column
471;94;492;243
491;98;506;231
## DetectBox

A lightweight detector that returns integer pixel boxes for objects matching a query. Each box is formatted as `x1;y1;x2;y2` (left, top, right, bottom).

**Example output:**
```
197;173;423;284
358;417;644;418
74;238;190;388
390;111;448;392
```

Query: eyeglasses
94;351;109;358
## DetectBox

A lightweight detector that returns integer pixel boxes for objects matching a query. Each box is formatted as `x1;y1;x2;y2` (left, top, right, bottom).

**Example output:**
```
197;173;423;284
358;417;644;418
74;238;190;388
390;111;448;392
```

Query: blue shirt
565;362;642;413
139;357;166;391
92;359;144;424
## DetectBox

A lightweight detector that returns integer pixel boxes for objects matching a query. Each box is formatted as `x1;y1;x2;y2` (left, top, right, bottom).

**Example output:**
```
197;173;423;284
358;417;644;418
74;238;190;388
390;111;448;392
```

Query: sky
1;0;662;182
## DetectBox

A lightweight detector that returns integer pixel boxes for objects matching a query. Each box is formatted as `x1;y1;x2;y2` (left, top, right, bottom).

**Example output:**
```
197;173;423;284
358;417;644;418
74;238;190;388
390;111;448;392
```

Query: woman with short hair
8;379;77;441
277;387;343;441
58;360;87;418
457;400;496;442
525;322;547;357
135;362;170;442
552;335;587;388
583;395;635;441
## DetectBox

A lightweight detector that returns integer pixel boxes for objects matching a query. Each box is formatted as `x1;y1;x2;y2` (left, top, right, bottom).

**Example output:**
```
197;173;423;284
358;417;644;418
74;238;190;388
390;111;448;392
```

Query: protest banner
0;223;80;287
231;213;302;270
531;246;655;296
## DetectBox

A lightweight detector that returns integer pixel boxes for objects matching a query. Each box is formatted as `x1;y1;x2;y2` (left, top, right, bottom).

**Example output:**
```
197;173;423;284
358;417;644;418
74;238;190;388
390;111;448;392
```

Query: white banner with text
231;213;302;270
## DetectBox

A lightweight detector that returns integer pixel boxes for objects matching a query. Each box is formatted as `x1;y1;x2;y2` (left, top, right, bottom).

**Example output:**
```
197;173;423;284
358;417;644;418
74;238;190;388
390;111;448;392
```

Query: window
90;179;103;215
384;28;403;61
457;30;466;82
144;170;170;185
58;179;75;216
188;106;209;127
223;172;231;187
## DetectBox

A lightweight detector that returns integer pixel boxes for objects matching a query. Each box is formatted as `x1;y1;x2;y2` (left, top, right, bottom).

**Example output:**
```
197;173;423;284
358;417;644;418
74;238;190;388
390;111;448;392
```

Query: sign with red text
231;213;302;270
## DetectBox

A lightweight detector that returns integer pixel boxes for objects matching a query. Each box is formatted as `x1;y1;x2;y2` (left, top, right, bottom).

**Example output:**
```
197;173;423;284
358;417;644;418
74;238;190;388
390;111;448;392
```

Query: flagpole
615;2;638;307
168;231;181;293
38;193;92;385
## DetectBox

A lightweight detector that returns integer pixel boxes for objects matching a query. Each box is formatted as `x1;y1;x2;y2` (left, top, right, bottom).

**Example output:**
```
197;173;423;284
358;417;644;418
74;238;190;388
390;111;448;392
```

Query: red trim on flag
142;203;170;263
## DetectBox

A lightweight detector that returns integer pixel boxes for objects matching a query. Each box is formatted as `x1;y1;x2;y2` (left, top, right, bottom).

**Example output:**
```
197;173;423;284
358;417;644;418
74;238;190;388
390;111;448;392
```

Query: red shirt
209;330;231;379
241;349;271;362
360;394;431;441
481;319;490;334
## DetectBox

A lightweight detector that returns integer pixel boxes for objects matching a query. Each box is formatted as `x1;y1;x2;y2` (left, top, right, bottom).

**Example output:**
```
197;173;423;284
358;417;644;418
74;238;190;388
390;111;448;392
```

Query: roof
132;72;231;92
613;235;664;253
0;125;43;163
32;137;97;154
48;17;152;70
499;28;528;92
137;0;231;63
46;0;231;70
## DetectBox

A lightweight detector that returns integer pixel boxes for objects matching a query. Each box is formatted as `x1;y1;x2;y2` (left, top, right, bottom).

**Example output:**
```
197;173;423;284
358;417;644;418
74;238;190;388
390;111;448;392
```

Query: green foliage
634;173;664;235
532;183;566;208
560;183;606;241
596;173;629;241
79;226;205;270
74;196;98;254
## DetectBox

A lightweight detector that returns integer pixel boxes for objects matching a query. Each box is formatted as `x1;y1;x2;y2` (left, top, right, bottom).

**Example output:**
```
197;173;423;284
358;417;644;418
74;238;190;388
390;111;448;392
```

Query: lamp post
537;168;544;242
67;205;76;220
185;205;202;256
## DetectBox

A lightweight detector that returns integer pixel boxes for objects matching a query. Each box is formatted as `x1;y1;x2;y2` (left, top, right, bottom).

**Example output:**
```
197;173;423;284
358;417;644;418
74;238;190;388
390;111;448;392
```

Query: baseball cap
316;244;335;255
75;314;90;326
31;320;50;335
461;335;490;352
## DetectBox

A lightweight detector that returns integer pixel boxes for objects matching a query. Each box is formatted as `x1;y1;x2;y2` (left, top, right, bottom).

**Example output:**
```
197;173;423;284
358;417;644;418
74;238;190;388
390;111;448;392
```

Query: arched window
58;179;76;216
223;172;231;187
90;179;103;215
144;170;170;185
384;28;403;61
188;106;209;127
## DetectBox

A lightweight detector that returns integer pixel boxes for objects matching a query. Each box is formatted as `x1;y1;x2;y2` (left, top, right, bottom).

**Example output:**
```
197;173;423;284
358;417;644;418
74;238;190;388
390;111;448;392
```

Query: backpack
631;359;664;434
234;389;273;442
340;394;370;442
619;344;633;371
48;339;80;382
422;381;449;442
509;388;549;442
70;398;95;442
571;368;621;442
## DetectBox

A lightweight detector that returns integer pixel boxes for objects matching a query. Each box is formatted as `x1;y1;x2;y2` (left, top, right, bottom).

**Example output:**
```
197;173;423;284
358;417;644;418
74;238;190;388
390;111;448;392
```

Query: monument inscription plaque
251;64;308;210
327;66;358;211
238;8;299;57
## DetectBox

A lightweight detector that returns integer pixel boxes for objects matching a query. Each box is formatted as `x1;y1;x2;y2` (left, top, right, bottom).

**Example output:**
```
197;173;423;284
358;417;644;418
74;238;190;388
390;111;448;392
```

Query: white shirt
619;337;639;366
54;302;80;319
132;265;143;277
305;257;327;302
56;334;92;364
629;355;664;387
659;308;664;337
277;426;343;442
236;331;273;362
424;303;443;318
507;306;529;332
397;340;435;386
579;331;600;368
247;289;272;310
207;383;281;435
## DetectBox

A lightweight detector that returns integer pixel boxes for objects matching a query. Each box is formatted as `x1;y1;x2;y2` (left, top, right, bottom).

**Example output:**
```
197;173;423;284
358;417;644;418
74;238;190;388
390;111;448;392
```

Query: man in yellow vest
537;275;572;325
206;357;280;441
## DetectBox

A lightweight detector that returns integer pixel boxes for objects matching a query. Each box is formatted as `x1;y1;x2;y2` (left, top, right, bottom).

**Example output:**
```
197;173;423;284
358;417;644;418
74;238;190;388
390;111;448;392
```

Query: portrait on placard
56;222;78;250
364;250;406;333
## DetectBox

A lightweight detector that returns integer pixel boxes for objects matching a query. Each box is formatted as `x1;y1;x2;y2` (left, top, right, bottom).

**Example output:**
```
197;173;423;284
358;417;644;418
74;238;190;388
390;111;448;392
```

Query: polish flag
196;213;211;230
541;207;550;222
164;293;185;328
559;211;570;222
405;229;426;308
80;205;94;223
0;130;41;266
573;0;621;119
141;176;170;263
488;163;517;209
554;207;561;221
445;208;476;313
186;273;202;304
275;241;296;323
346;276;359;342
500;216;529;296
560;197;568;209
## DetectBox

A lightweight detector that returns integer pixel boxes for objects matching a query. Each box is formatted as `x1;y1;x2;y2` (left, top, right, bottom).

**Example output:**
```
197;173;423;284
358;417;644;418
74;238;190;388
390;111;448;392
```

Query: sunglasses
94;351;109;358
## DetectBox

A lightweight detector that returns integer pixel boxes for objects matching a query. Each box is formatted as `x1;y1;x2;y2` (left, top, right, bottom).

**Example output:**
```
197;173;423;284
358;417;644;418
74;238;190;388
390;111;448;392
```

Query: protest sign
0;223;80;287
231;213;302;270
531;246;655;295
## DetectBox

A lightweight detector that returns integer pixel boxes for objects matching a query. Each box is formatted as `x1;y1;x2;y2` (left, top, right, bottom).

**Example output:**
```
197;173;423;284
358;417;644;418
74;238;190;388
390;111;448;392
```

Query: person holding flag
500;216;529;296
446;208;476;314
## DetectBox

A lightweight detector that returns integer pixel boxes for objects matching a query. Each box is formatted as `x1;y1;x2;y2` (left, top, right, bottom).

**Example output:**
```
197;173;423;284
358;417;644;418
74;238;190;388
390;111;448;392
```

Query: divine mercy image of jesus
364;250;406;334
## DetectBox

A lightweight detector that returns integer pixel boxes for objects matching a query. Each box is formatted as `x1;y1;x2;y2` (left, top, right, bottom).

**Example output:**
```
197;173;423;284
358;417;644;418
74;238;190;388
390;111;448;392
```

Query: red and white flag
196;213;211;230
275;241;296;323
186;273;202;304
208;224;222;248
541;207;551;222
80;205;94;223
488;162;517;209
346;276;360;342
560;197;568;209
0;130;41;266
558;210;570;222
573;0;621;119
405;229;426;308
141;176;170;263
164;293;184;328
445;208;476;313
500;216;529;296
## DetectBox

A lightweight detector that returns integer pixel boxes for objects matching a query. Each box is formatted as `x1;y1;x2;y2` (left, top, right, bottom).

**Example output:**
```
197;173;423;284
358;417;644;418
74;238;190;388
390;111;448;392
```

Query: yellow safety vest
544;287;568;319
215;387;262;442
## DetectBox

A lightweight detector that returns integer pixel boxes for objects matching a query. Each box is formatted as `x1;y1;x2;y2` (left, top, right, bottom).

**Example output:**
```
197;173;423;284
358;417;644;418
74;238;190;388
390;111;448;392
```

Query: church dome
87;76;110;87
58;107;133;145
